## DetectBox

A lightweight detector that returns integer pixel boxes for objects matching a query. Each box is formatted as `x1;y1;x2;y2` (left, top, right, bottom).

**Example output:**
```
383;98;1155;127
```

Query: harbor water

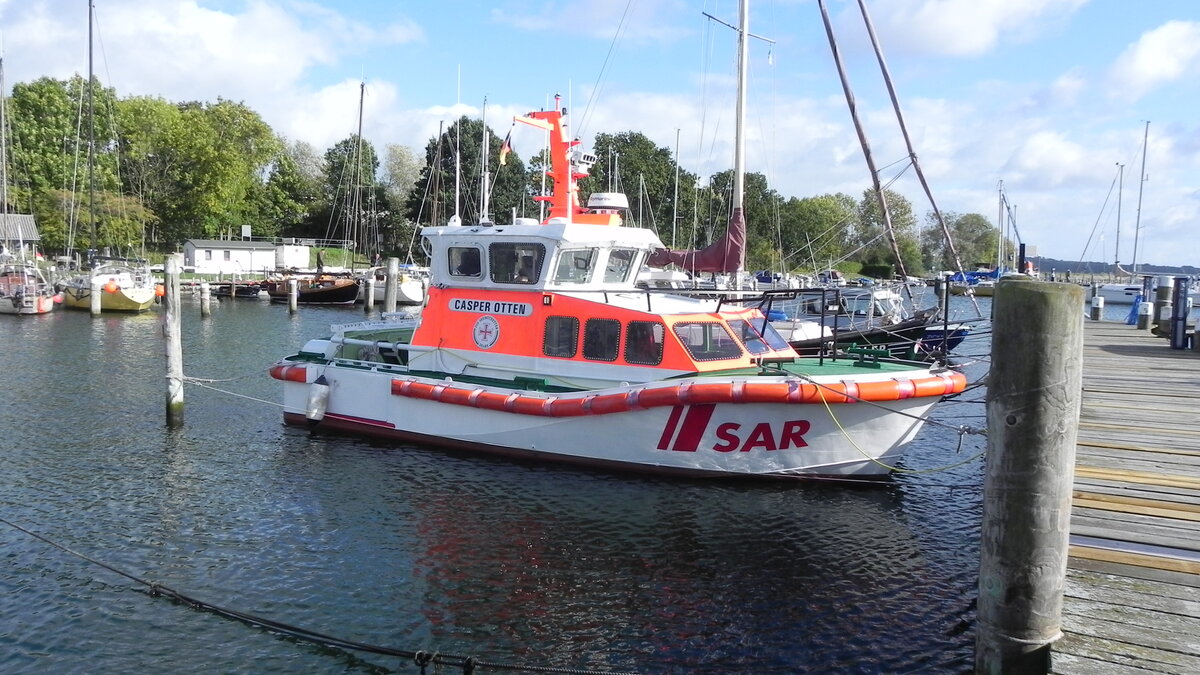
1;291;995;673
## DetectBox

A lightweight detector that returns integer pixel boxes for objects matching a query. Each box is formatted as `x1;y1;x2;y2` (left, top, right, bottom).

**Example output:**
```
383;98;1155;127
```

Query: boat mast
87;0;96;256
1114;162;1123;275
1131;121;1149;277
480;97;490;222
732;0;747;229
353;80;365;267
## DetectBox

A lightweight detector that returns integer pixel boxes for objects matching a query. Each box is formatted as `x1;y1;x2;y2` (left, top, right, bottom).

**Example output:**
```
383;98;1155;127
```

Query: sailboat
58;1;157;313
0;57;59;316
1096;123;1151;305
268;2;967;479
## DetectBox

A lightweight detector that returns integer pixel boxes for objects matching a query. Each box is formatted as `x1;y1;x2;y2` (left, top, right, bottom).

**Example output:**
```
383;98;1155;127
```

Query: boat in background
264;274;360;305
764;285;961;358
212;280;266;299
359;265;427;305
59;256;158;312
0;254;60;315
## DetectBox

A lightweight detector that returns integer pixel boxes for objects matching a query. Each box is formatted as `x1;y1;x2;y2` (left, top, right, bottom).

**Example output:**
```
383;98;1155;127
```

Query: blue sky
3;0;1198;268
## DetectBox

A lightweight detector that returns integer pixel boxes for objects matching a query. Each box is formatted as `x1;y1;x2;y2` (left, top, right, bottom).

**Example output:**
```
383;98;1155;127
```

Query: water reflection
0;299;979;673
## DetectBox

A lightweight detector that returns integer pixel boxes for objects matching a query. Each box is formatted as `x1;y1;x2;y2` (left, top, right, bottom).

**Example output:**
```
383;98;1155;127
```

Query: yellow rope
811;377;987;474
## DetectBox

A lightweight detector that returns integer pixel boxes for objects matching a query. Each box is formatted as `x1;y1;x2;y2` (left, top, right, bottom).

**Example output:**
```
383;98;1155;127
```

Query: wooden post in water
977;277;1083;674
364;270;376;312
199;281;212;318
288;278;298;314
164;254;185;426
383;257;399;314
90;276;102;316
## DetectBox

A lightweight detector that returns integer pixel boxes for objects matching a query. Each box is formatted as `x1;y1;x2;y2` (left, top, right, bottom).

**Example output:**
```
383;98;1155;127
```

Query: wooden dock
1051;320;1200;674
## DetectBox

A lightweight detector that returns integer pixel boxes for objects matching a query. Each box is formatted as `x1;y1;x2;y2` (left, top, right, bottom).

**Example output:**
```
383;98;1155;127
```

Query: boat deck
1052;321;1200;674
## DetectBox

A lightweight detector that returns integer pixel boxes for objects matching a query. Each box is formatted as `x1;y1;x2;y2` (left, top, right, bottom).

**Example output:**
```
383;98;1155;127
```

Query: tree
920;211;1002;272
853;188;922;277
8;75;122;252
777;193;857;272
405;116;529;227
588;131;699;243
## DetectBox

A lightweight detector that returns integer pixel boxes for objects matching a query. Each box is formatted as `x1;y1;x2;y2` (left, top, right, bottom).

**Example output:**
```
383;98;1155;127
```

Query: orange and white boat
270;94;966;478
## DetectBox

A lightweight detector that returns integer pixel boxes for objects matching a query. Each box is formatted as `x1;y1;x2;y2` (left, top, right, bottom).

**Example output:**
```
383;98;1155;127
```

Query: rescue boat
270;102;966;479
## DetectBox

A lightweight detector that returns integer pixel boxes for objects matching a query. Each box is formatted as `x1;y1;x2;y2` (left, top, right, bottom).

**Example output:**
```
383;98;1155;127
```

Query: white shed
183;239;282;276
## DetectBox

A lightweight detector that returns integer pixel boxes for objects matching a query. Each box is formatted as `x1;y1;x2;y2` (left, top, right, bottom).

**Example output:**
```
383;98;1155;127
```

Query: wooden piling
164;254;185;426
288;278;298;314
90;276;101;316
384;257;399;313
199;281;211;318
364;270;376;312
977;277;1084;674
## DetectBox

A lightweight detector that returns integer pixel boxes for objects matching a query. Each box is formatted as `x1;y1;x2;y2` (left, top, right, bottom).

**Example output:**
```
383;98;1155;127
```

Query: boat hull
273;362;958;479
0;291;58;315
60;284;156;312
266;277;360;305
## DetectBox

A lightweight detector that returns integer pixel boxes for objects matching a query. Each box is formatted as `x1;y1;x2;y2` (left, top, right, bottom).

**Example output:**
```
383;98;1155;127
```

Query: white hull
276;363;945;478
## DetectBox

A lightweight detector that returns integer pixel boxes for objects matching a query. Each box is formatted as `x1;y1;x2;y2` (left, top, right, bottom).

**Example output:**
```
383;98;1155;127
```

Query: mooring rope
797;374;988;475
0;517;637;675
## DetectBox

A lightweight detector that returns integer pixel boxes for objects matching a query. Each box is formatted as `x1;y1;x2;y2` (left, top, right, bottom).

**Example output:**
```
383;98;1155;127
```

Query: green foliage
853;188;923;276
777;193;857;272
588;131;699;242
404;116;529;227
919;211;1009;272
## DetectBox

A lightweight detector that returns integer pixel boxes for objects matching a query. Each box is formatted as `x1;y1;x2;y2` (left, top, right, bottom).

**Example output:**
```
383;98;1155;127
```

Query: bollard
164;254;185;426
1089;295;1104;321
199;281;212;318
1152;276;1174;336
1136;302;1153;330
384;257;399;313
977;277;1083;675
90;276;102;316
288;278;299;314
364;271;376;312
1169;277;1190;349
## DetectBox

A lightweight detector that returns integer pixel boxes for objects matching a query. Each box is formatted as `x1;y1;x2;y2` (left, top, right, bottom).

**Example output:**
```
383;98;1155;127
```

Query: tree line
2;75;1005;276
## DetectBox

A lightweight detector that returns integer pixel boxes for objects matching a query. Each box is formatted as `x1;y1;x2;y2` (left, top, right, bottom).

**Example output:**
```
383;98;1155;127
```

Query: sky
2;0;1198;268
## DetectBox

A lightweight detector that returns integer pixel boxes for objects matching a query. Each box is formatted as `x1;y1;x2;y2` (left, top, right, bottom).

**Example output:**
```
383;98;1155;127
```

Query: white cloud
1107;20;1200;101
859;0;1089;57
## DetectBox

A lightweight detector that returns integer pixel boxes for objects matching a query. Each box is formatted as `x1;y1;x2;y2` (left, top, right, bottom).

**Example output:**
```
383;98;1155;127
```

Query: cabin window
582;318;621;362
603;248;638;283
624;321;664;365
543;316;579;358
204;250;212;261
553;249;596;284
224;250;231;261
672;322;744;361
448;247;483;278
490;242;545;284
728;318;790;355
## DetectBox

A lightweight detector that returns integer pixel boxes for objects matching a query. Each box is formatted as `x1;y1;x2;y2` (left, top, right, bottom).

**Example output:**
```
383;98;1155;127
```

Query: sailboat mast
87;0;96;252
1;56;9;220
480;97;490;221
1131;121;1149;276
732;0;748;215
1115;162;1123;270
354;80;365;264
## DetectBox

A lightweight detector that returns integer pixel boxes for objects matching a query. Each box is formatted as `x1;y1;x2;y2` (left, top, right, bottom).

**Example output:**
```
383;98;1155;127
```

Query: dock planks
1052;321;1200;674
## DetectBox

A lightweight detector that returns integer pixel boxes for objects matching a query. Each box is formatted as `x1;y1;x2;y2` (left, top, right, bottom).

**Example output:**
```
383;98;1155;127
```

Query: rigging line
796;372;984;436
576;0;636;140
182;379;286;409
1075;166;1120;267
816;0;911;286
0;517;637;675
809;377;987;474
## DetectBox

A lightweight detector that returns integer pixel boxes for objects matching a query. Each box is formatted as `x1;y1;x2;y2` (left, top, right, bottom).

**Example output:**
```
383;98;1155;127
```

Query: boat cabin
404;221;797;387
